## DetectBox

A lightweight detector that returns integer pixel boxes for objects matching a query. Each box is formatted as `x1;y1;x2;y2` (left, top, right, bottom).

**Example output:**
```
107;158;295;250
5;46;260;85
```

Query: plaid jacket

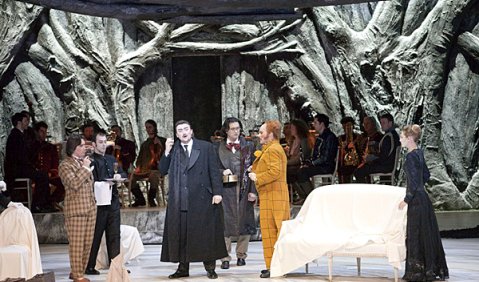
59;157;96;217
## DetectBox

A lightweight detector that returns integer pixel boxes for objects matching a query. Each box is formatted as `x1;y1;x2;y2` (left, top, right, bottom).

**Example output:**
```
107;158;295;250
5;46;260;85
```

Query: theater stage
40;238;479;282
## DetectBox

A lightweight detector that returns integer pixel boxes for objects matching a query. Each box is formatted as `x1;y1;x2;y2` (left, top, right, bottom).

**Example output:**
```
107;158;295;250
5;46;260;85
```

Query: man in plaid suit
59;134;97;282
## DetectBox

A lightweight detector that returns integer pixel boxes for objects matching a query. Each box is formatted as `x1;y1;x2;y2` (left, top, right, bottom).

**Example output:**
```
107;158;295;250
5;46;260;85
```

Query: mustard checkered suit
252;140;290;269
59;157;96;279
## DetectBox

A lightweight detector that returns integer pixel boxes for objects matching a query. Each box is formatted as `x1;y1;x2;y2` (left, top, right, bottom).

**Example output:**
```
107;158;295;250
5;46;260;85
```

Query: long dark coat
159;138;227;262
214;137;257;237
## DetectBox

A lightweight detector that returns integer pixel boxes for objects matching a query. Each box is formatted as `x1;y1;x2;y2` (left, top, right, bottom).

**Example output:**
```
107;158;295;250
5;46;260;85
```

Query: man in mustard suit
249;120;290;278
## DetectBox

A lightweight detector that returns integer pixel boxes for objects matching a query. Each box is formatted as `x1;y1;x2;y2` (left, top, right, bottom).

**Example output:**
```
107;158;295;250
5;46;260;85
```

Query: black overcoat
159;138;227;262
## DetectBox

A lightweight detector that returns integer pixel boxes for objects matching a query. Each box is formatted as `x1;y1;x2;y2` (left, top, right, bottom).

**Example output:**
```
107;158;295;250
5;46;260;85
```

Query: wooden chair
312;148;340;187
12;178;32;210
370;146;402;185
127;172;166;207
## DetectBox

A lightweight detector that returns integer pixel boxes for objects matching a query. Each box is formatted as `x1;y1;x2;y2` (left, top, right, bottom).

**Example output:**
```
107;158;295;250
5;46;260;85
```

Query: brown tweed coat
59;156;97;279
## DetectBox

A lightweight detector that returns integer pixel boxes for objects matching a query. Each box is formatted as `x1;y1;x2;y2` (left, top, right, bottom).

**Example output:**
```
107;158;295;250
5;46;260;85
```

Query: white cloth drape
96;225;144;270
107;254;131;282
0;205;43;280
271;184;407;277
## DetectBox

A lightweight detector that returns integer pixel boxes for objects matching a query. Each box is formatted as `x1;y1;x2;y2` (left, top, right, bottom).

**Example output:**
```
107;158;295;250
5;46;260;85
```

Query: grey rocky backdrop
0;0;478;210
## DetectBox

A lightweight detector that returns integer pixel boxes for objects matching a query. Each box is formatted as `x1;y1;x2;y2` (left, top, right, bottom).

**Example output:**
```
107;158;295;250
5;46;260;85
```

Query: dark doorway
172;56;222;140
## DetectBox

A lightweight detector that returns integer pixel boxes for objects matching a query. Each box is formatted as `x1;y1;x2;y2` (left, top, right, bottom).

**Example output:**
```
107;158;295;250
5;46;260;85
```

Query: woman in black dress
398;124;449;281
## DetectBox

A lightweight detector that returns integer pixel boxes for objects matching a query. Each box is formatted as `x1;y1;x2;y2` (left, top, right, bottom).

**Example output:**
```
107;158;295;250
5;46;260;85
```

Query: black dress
402;149;449;281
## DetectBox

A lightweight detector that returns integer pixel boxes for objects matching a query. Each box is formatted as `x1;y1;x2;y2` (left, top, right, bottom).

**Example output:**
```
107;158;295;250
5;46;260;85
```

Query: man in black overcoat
159;120;227;279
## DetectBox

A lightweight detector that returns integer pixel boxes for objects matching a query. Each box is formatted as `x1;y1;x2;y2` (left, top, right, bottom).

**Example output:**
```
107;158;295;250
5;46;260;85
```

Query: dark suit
0;192;10;208
87;153;127;270
354;127;400;183
106;137;137;171
159;138;227;271
4;128;50;209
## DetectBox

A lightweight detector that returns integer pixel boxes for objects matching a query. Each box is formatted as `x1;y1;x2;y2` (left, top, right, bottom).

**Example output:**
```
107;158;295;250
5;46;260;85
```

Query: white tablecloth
271;184;407;277
0;205;43;280
96;225;144;269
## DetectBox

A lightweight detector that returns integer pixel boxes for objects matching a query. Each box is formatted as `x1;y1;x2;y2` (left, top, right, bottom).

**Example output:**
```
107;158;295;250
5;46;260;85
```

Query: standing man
59;134;96;282
85;130;127;275
159;120;227;279
354;112;400;183
107;125;137;172
130;120;165;207
32;121;65;209
215;117;257;270
4;112;53;213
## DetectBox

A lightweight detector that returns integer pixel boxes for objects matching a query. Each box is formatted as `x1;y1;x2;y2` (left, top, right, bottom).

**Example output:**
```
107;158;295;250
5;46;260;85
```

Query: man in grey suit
159;120;227;279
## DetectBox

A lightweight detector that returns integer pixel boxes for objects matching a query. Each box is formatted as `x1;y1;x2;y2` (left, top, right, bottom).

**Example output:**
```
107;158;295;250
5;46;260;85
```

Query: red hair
264;120;281;141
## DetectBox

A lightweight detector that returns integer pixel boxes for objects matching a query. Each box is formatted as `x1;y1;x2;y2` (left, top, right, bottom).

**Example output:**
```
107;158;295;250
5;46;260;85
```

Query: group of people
0;111;449;281
283;113;400;204
158;118;289;279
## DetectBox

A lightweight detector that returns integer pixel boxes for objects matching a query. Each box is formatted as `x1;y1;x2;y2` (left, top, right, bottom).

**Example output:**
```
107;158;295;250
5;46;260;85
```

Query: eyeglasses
229;127;241;132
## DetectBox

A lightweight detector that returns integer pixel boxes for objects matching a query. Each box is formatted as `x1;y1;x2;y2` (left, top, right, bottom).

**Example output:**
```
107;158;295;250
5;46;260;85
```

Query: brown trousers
65;208;96;279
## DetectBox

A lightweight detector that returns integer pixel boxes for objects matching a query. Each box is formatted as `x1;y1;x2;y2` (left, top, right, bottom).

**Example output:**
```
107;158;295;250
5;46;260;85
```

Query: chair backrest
390;146;402;184
313;148;340;186
329;148;340;184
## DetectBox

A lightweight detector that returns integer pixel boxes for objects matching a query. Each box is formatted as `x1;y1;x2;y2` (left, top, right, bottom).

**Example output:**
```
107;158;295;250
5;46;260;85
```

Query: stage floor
41;238;478;282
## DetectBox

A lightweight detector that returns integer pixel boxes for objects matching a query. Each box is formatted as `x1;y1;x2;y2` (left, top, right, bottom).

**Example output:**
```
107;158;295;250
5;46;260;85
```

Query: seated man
295;113;338;201
106;125;136;172
354;113;400;183
130;120;166;207
82;121;96;143
337;117;361;183
4;113;53;213
356;116;383;168
32;121;65;209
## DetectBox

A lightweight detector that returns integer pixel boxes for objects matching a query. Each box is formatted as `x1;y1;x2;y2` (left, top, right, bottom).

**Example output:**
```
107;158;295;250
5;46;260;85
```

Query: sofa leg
328;253;333;281
305;263;309;274
394;267;398;282
356;257;361;276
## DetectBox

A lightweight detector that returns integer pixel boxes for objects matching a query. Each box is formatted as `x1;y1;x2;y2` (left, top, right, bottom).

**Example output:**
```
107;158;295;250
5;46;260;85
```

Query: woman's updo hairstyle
401;124;422;142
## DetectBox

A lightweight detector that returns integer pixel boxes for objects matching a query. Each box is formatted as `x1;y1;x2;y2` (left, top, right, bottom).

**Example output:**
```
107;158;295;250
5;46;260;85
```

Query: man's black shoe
206;270;218;279
237;258;246;266
260;269;270;278
130;200;146;207
220;261;229;269
168;270;189;279
85;268;100;275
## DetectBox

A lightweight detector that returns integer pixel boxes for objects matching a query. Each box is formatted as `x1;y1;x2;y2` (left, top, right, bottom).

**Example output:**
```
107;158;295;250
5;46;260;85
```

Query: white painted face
226;122;241;142
176;123;193;144
258;123;273;145
94;134;108;155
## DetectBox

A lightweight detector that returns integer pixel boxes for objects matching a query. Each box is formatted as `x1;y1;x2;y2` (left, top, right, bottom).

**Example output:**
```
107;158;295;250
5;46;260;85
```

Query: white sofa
271;184;407;281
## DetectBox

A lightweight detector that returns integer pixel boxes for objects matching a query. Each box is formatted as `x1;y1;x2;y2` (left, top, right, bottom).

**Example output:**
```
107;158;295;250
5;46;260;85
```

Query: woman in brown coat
249;120;290;278
59;135;97;282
